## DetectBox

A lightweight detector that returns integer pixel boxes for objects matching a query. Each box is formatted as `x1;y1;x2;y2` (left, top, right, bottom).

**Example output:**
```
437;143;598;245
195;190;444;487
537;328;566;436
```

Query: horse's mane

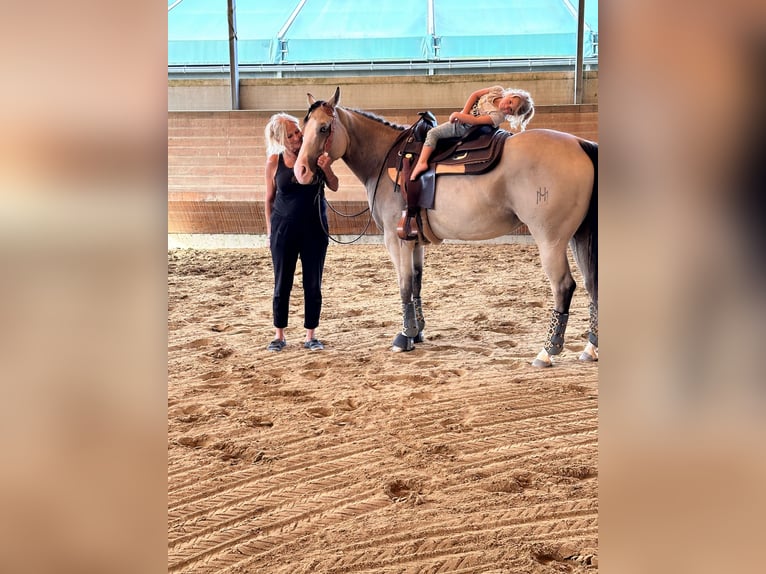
304;99;407;131
346;108;407;131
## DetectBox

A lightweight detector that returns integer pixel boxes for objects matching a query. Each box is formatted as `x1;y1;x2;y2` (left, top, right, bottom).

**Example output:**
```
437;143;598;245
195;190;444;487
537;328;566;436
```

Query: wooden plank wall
168;105;598;235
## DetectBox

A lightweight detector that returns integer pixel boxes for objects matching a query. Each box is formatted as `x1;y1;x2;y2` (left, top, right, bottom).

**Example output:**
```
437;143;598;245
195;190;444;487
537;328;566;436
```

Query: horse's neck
340;108;402;189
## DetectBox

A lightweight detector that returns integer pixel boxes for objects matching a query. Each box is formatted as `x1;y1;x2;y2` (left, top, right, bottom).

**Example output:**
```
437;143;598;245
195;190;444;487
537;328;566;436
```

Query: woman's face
284;123;303;153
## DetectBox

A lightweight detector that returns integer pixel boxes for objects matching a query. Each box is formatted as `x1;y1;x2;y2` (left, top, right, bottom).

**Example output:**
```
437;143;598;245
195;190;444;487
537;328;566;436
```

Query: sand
168;242;598;573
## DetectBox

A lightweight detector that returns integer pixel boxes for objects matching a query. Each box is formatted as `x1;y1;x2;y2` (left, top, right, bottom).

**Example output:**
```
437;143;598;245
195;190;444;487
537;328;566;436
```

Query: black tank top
272;154;326;223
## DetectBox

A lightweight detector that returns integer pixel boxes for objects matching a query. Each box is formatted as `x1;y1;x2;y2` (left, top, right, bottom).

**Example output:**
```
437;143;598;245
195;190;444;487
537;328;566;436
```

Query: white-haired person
264;113;339;352
409;86;535;181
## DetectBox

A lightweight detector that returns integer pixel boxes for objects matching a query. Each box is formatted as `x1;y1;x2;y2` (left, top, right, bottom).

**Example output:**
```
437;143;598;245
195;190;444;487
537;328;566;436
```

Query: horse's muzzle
294;162;314;185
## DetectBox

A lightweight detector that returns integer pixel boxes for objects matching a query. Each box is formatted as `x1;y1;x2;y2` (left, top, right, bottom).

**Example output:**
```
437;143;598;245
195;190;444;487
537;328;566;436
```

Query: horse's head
294;87;346;185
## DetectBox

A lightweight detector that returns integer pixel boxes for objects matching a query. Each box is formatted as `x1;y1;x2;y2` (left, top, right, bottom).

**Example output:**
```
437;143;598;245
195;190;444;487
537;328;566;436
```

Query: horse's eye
319;126;329;134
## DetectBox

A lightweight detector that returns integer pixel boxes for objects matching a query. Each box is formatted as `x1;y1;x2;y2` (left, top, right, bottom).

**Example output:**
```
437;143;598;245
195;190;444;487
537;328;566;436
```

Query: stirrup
396;212;419;240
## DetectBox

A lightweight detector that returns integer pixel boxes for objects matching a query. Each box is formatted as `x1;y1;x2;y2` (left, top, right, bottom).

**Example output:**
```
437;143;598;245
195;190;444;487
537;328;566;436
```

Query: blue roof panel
435;0;580;59
168;0;598;66
168;0;229;65
236;2;303;64
281;0;428;62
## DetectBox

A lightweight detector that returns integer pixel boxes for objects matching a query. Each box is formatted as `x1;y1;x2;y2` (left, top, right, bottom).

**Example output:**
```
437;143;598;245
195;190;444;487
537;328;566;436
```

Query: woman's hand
317;152;333;171
317;152;339;191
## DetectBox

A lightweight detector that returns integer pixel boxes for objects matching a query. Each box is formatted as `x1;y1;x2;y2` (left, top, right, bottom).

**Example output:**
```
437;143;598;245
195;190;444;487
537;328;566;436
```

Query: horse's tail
572;139;598;303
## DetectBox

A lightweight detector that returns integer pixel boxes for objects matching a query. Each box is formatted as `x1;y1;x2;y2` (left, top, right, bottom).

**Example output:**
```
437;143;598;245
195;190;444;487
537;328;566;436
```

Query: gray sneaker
267;339;286;352
303;338;324;351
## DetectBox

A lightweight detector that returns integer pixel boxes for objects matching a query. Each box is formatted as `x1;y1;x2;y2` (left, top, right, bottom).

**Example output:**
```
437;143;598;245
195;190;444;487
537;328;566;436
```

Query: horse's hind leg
571;140;598;361
532;244;577;368
571;234;598;362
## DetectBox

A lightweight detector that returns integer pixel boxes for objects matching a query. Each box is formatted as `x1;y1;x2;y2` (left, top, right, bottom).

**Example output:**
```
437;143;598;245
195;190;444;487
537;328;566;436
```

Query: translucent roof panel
235;3;303;64
168;0;598;66
168;0;230;65
168;1;303;65
281;0;429;63
434;0;590;59
585;0;598;34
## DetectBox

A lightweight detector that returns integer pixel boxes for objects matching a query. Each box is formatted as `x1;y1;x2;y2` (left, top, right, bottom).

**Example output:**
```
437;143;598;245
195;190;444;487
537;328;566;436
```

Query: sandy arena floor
168;242;598;573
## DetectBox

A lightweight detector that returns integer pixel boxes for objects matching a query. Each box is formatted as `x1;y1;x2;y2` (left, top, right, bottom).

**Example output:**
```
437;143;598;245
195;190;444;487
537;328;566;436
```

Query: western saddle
387;112;512;241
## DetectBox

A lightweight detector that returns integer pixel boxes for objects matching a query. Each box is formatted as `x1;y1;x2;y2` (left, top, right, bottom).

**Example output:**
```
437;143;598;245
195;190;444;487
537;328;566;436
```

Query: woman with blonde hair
264;113;339;352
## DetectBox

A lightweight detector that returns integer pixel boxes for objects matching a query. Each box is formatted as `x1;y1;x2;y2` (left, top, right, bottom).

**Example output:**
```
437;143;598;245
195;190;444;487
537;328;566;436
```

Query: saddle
431;125;511;174
387;114;512;241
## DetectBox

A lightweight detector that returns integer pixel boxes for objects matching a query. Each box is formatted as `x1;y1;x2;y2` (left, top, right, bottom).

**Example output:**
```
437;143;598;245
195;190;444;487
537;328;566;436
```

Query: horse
294;87;597;367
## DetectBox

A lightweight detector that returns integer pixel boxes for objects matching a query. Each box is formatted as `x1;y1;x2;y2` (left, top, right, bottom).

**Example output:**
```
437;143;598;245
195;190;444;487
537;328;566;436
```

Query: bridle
322;105;335;155
303;101;336;157
304;102;387;245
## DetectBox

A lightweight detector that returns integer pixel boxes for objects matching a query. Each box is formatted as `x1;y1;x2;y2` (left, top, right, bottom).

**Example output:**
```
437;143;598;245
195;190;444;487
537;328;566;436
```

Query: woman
264;113;339;352
409;86;535;181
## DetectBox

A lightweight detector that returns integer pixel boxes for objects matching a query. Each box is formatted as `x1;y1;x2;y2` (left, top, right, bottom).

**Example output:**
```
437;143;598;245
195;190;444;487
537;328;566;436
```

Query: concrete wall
169;71;598;112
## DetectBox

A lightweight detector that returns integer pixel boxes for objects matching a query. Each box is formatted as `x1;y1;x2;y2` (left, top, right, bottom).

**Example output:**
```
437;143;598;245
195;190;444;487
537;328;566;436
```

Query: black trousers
270;216;329;330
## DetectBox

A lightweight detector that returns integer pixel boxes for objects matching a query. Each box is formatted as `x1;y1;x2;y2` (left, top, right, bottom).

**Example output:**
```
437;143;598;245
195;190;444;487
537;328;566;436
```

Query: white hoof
531;349;553;368
578;341;599;362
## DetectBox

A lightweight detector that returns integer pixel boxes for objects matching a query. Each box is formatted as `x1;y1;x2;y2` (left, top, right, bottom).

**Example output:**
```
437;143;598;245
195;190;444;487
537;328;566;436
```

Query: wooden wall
168;104;598;235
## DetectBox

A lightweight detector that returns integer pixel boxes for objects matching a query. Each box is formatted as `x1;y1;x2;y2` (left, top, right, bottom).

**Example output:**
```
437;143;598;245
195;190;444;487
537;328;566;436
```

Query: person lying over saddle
409;86;535;181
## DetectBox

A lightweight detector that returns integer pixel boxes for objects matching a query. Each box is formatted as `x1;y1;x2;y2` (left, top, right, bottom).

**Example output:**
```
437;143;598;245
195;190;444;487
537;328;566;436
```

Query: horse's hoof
392;333;415;352
414;331;425;343
578;342;598;362
531;349;553;368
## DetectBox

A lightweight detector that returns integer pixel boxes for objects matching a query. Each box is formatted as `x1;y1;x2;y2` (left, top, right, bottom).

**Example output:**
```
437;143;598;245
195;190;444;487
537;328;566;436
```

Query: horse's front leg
412;243;426;343
385;233;418;352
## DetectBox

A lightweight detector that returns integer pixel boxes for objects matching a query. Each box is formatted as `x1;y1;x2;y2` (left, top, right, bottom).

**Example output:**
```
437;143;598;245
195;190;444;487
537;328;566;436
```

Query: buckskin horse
294;87;597;367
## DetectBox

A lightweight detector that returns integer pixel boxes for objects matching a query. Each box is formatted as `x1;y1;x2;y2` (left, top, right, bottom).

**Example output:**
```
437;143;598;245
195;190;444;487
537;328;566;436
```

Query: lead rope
316;165;379;245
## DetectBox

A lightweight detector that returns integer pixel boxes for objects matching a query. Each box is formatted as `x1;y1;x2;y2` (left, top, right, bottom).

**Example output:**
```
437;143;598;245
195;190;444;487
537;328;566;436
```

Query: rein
315;159;384;246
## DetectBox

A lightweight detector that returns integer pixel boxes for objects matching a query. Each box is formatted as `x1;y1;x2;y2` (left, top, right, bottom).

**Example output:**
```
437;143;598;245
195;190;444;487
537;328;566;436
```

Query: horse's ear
328;86;340;107
307;93;316;105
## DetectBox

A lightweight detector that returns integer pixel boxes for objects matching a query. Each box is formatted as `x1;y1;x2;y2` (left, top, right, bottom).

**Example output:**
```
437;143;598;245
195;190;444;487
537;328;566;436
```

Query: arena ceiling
168;0;598;74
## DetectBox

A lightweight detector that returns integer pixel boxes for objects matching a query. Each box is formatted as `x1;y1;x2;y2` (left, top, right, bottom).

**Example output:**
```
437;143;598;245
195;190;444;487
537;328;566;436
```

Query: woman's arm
264;154;278;236
317;152;339;191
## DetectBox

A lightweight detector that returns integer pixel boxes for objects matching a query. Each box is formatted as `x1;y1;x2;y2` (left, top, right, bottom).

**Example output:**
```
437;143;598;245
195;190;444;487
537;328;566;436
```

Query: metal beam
574;0;585;104
167;0;185;12
169;56;598;78
228;0;240;110
278;0;308;40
